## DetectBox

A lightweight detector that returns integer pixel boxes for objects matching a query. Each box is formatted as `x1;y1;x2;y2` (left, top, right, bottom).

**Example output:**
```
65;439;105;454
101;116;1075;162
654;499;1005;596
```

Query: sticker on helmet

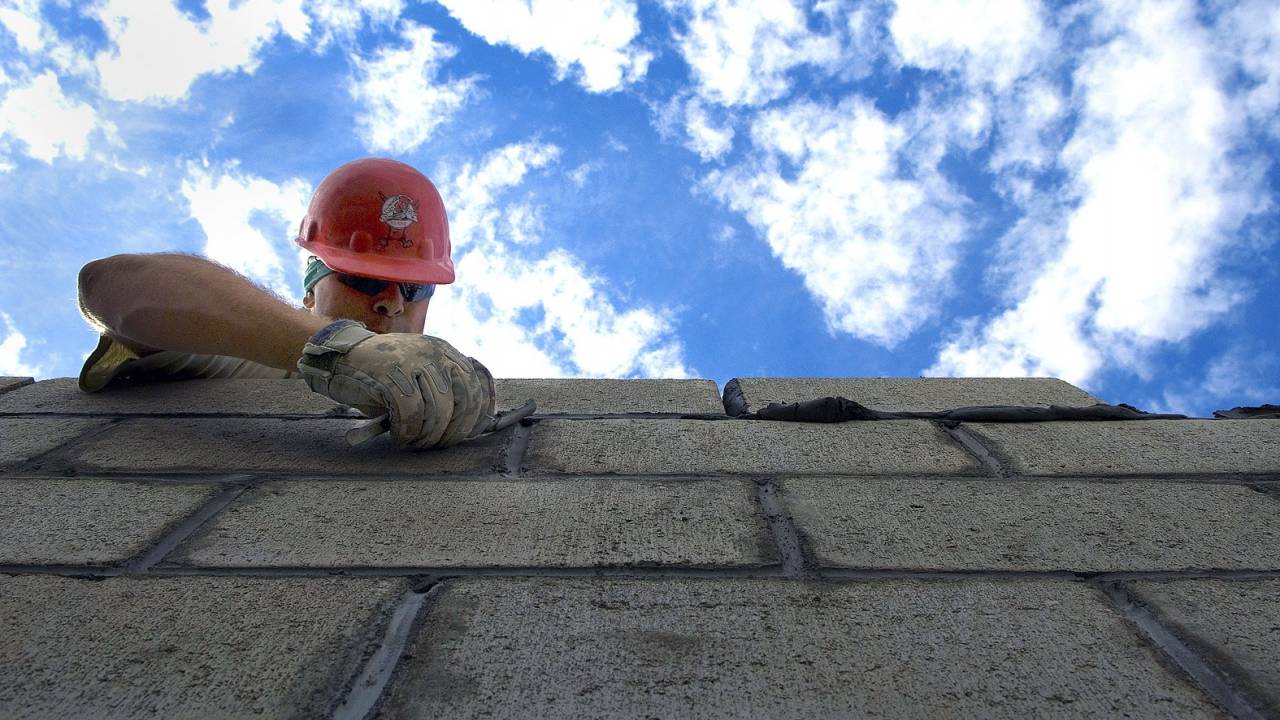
378;194;418;248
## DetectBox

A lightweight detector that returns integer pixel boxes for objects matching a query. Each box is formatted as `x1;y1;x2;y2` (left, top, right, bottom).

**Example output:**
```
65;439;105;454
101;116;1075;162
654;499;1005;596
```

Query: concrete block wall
1;375;1277;718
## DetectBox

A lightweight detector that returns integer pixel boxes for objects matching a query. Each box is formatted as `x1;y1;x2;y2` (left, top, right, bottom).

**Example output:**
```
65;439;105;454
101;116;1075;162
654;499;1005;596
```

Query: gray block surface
0;417;105;466
524;419;980;476
1132;579;1280;713
174;478;771;568
379;577;1216;719
0;377;356;416
497;378;724;415
727;377;1101;414
786;478;1280;571
0;478;219;564
67;418;506;475
0;376;32;397
969;420;1280;476
0;575;405;719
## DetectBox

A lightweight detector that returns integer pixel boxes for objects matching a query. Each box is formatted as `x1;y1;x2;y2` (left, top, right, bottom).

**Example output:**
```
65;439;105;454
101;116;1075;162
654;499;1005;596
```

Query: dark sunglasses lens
337;274;389;295
400;283;434;302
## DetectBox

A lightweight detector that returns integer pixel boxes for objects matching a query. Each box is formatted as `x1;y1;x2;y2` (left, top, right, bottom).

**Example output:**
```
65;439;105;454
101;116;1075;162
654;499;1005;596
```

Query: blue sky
0;0;1277;416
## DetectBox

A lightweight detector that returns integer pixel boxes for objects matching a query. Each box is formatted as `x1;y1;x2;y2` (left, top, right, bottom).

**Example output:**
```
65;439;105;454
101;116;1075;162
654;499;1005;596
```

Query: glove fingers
438;361;486;446
409;367;452;448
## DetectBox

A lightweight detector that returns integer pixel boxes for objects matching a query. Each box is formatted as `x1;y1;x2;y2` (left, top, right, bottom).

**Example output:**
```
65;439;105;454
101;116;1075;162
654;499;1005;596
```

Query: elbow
78;254;139;331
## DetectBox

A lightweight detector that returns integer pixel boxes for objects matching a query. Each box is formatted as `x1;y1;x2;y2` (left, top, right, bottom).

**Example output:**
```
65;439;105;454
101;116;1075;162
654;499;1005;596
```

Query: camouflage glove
296;319;495;448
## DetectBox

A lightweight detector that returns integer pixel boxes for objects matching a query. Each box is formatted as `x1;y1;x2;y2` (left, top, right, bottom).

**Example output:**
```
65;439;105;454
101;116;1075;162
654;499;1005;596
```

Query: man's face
304;273;430;334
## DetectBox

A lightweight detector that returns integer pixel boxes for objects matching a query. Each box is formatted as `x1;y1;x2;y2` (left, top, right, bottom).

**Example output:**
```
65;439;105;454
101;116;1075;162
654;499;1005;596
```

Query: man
77;157;495;449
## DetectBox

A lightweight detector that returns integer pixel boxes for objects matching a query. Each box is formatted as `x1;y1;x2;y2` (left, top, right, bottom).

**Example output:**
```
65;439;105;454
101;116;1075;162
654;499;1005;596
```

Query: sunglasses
336;273;435;302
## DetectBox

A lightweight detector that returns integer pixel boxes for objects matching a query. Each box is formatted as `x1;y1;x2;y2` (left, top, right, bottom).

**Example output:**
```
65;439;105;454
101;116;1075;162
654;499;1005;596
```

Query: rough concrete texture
496;378;724;415
379;577;1217;719
0;575;406;719
0;478;219;565
0;417;106;467
0;377;356;416
785;478;1280;571
728;377;1101;413
1131;579;1280;713
524;419;981;476
66;417;506;475
0;376;32;397
173;479;772;568
968;420;1280;476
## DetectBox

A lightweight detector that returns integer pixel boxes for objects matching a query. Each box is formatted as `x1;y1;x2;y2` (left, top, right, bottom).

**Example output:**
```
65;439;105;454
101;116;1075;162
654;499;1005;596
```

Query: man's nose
372;284;404;316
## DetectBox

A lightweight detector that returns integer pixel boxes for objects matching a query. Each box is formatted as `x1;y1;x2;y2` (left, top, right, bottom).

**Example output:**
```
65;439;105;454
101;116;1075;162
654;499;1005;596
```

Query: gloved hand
296;319;495;448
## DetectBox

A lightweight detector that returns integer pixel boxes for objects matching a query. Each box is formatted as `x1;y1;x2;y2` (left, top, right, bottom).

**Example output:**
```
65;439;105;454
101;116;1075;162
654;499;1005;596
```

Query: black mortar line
8;463;1280;484
1098;580;1268;720
0;411;732;421
331;581;442;720
11;417;126;475
0;411;363;420
0;564;125;579
146;564;779;579
5;564;1280;581
753;479;816;578
500;420;535;475
122;477;257;573
938;422;1011;478
518;412;731;421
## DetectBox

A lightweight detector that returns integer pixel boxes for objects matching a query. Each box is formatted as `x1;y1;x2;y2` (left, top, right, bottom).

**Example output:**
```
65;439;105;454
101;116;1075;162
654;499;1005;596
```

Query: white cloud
1219;0;1280;137
889;0;1050;91
0;312;43;376
429;142;691;378
0;0;42;54
682;96;734;160
929;0;1270;384
306;0;404;47
0;71;104;163
706;96;969;346
567;161;601;187
663;0;845;107
180;163;311;300
91;0;309;103
438;0;650;93
348;21;477;154
1155;345;1280;416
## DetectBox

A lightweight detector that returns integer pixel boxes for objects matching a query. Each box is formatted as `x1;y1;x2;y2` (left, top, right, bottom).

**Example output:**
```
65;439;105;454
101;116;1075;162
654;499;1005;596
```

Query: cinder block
1131;579;1280;713
0;377;32;397
725;377;1101;415
497;378;723;415
0;576;404;719
0;417;106;467
0;479;219;565
968;420;1280;476
785;478;1280;571
67;418;506;475
0;377;356;416
378;577;1216;718
524;419;980;476
172;479;771;568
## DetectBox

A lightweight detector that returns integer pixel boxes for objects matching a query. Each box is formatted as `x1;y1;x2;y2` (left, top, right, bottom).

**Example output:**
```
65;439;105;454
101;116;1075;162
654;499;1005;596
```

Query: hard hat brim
304;244;456;285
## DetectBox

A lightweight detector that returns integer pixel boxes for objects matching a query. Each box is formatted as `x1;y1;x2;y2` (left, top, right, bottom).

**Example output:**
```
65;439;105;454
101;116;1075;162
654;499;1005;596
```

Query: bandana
303;256;333;295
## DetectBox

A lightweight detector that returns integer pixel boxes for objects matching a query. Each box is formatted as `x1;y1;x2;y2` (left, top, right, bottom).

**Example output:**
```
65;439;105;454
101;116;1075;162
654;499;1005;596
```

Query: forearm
78;253;329;371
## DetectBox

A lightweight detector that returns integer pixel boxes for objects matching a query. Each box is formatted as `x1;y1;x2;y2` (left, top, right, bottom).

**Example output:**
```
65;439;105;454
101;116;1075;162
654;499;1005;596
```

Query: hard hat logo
378;193;418;248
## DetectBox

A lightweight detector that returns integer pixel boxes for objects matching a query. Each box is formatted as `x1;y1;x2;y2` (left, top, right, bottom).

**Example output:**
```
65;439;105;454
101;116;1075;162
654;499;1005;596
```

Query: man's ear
302;291;314;310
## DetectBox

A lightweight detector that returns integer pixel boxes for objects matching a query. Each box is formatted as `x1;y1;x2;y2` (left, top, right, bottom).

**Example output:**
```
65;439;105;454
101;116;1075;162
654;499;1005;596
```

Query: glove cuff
306;319;374;352
297;319;375;378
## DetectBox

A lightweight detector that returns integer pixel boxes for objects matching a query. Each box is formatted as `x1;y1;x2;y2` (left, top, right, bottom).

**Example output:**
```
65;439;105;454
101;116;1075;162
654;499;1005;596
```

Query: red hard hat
295;157;454;284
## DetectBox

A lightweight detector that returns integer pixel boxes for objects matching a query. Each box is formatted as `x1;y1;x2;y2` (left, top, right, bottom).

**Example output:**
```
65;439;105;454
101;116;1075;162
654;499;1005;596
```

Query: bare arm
78;253;329;371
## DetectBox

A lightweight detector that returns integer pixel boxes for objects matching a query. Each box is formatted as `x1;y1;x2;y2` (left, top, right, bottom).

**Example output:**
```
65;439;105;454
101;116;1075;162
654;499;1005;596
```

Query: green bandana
303;256;333;295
